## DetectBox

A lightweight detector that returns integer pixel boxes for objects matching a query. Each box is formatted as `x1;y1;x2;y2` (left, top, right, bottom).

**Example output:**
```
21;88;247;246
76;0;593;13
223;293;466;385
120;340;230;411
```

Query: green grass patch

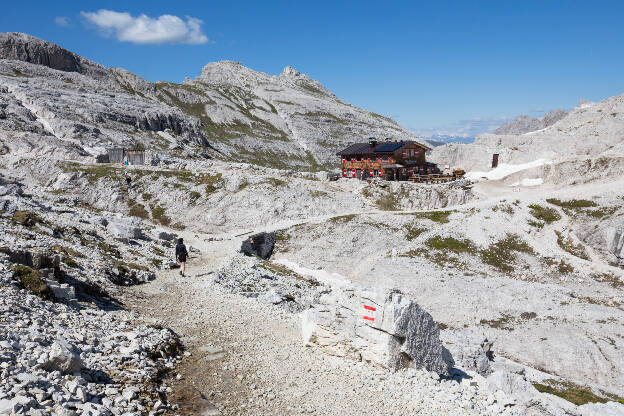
558;259;574;274
532;380;619;406
11;265;55;301
406;210;453;223
329;214;357;223
546;198;597;209
529;204;561;224
480;234;534;273
150;204;171;226
128;201;149;219
425;236;475;253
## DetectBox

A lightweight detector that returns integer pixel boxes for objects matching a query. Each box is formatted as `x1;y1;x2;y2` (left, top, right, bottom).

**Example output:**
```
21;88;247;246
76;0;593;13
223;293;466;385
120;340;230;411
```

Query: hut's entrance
492;154;499;168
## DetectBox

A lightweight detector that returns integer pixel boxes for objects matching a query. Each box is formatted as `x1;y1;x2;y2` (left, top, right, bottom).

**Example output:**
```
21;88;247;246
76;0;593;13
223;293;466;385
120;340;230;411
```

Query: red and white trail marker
363;305;376;321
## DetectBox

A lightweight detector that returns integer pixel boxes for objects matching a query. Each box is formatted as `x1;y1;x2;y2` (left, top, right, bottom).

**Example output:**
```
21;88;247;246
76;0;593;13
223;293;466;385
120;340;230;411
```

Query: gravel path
127;240;513;416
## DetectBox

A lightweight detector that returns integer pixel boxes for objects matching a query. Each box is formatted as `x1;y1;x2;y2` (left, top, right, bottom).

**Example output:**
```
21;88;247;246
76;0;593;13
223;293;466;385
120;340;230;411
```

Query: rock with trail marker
302;284;453;375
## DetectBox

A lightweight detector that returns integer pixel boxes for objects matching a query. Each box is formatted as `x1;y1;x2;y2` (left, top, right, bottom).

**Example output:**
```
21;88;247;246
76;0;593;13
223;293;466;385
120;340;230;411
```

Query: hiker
175;238;189;277
125;176;132;189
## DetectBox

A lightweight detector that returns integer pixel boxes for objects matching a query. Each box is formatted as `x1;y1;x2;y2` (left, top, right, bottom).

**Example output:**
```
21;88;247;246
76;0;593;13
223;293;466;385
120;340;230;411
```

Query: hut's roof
336;140;431;156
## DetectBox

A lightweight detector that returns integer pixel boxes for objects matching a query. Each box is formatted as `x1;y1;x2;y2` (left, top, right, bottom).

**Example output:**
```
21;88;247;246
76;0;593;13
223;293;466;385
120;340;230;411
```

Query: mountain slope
493;109;568;135
0;32;424;170
430;95;624;174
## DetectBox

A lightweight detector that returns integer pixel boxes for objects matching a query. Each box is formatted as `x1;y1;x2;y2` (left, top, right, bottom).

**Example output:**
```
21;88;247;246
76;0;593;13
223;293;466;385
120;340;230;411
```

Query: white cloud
80;9;209;45
54;16;71;27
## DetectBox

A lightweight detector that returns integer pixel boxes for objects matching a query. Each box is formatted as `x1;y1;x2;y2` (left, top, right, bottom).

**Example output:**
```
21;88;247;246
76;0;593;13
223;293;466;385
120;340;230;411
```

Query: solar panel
374;142;404;152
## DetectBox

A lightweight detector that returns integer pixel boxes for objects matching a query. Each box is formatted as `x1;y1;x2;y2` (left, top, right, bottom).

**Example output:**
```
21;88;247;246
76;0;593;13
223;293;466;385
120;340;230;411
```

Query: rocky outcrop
302;285;453;375
493;109;568;135
241;232;277;259
0;32;110;79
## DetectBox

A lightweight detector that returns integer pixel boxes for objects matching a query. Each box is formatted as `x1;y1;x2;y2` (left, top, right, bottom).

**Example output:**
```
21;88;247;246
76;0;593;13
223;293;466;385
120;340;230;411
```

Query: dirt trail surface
126;238;497;416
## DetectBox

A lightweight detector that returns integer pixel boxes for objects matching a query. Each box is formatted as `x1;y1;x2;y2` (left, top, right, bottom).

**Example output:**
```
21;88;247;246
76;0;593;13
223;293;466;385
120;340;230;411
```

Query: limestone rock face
302;285;453;375
0;32;110;79
42;339;84;374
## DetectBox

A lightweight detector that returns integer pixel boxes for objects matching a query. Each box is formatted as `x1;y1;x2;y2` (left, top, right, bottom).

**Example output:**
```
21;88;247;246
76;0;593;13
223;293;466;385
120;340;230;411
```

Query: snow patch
466;159;552;181
274;258;350;288
509;178;543;187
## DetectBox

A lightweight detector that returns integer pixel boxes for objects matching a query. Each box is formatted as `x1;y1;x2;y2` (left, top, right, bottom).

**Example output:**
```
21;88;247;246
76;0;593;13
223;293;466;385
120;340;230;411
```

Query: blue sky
2;1;623;136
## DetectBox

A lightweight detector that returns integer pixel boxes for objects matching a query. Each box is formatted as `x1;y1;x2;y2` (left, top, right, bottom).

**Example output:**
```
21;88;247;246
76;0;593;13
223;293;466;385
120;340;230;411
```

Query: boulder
440;329;493;376
240;232;276;260
302;285;453;374
154;228;175;241
42;339;84;374
106;218;143;240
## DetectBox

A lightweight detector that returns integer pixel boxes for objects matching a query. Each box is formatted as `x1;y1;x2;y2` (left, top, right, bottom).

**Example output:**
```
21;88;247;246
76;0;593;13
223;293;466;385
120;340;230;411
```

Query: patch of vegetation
591;272;623;289
260;177;287;188
585;206;618;218
520;311;537;320
492;203;514;215
555;231;589;260
425;236;475;254
528;204;561;224
329;214;357;223
405;224;426;241
199;173;224;194
114;260;149;272
532;380;620;406
128;201;149;219
558;259;574;274
237;180;250;191
546;198;597;209
150;204;171;226
189;191;201;202
12;68;31;78
150;258;163;268
376;193;400;211
11;210;43;227
310;190;328;198
480;234;534;273
480;314;514;330
527;219;545;229
51;244;85;259
151;246;165;256
11;265;55;301
259;261;319;287
405;210;453;224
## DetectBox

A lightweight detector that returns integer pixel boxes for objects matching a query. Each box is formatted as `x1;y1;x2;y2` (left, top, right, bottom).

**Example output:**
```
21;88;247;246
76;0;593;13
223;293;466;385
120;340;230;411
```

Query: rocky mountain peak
280;66;301;77
493;108;568;135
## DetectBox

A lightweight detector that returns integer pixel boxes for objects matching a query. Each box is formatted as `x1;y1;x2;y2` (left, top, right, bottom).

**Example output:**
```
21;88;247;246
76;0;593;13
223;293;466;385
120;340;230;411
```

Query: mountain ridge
0;32;427;170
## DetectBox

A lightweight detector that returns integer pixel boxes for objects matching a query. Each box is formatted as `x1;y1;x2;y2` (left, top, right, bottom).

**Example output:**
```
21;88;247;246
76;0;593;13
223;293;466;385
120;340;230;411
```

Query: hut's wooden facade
336;139;435;180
